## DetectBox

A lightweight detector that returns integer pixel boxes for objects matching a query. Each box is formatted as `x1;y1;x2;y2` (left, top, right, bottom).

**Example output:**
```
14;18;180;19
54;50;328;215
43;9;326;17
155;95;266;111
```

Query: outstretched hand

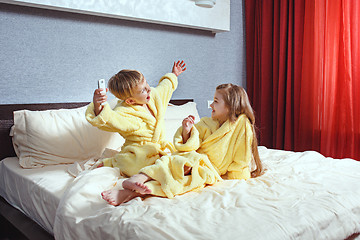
172;60;187;77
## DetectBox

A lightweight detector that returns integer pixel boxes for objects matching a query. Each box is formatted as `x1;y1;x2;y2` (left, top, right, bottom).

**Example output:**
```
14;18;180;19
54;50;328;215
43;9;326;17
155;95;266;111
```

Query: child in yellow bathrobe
102;83;263;206
86;60;186;177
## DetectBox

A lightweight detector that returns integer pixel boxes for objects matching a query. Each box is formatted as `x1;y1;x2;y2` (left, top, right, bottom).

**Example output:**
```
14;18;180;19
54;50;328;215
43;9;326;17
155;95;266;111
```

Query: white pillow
12;104;125;168
164;102;201;143
11;100;199;168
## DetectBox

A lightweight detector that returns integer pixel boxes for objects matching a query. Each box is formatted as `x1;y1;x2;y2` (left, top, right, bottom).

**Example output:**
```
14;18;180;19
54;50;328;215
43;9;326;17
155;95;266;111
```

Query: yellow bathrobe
141;114;254;198
85;73;178;177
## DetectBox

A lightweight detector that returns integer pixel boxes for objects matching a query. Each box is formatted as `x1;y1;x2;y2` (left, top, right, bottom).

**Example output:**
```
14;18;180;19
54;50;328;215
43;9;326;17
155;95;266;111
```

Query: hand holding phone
98;79;107;106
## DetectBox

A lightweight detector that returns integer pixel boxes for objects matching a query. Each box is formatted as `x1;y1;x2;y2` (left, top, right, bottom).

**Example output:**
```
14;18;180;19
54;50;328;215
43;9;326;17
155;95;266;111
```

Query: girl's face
126;79;151;106
210;90;230;125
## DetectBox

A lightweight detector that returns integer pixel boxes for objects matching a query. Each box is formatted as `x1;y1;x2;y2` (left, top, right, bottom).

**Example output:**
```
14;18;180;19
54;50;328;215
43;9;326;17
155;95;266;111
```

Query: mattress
54;147;360;240
1;147;360;239
0;157;74;234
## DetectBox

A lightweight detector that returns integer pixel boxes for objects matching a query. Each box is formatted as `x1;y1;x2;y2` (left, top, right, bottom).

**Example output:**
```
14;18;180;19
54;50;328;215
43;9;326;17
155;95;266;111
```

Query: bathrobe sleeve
153;73;178;108
173;126;200;152
173;118;213;152
85;102;141;133
226;118;253;180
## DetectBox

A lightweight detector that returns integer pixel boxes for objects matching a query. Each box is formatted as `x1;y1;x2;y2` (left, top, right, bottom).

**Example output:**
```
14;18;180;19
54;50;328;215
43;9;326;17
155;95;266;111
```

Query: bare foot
101;189;142;206
122;174;152;194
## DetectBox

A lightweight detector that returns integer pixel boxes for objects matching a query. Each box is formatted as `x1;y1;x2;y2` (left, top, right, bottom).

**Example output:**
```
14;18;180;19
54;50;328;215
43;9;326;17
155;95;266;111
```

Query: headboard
0;99;193;160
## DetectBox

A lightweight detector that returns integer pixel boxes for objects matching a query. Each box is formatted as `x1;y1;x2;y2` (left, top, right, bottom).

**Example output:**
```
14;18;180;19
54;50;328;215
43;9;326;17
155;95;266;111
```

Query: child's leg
122;173;152;194
101;189;143;206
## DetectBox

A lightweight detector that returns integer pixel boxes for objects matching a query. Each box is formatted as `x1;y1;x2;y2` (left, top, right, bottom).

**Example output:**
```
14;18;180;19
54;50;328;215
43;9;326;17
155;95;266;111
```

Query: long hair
216;84;263;177
108;69;144;100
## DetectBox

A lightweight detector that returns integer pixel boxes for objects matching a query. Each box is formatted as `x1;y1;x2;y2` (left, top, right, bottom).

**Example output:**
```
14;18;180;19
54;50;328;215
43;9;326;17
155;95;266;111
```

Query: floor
0;215;28;240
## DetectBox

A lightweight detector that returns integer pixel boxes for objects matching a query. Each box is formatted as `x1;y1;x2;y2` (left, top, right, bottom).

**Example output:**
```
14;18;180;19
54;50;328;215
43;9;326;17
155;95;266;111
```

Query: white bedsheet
0;157;74;234
53;147;360;240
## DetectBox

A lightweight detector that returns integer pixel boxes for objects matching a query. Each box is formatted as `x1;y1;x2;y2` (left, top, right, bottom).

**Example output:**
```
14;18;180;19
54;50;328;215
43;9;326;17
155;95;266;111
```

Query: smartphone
98;79;106;105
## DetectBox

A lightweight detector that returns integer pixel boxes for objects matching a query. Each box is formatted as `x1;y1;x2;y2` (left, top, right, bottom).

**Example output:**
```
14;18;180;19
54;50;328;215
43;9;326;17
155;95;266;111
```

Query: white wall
0;0;246;117
0;0;230;32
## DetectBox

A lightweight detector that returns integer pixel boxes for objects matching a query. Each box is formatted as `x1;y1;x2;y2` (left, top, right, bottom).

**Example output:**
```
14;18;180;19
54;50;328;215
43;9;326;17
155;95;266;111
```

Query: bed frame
0;99;192;240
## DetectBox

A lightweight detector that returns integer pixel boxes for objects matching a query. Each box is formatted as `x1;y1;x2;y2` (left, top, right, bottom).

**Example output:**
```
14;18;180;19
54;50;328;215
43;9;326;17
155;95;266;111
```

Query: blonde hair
108;69;144;100
216;84;263;177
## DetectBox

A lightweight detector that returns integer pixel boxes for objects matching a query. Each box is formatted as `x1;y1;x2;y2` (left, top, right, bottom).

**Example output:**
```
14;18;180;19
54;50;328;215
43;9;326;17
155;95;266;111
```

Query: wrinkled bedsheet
53;147;360;240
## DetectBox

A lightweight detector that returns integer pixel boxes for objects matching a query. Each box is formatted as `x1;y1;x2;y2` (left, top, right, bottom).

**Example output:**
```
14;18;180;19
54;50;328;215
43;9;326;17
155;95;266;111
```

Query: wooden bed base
0;99;192;239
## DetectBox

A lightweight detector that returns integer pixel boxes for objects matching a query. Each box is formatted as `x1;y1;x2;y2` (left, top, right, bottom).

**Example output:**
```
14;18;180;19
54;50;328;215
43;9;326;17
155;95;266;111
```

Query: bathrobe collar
201;118;230;146
201;116;245;146
121;93;157;125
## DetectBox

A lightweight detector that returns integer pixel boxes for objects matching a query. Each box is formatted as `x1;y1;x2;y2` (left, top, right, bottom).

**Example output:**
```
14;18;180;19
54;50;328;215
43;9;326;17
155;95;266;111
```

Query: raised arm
172;60;186;77
154;60;186;109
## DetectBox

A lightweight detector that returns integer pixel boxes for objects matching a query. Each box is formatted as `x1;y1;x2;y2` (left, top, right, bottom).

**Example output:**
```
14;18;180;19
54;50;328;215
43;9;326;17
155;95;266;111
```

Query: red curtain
245;0;359;160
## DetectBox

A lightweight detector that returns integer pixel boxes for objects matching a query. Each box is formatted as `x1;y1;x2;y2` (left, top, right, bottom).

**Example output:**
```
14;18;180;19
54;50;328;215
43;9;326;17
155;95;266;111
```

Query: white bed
0;101;360;240
0;157;73;234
